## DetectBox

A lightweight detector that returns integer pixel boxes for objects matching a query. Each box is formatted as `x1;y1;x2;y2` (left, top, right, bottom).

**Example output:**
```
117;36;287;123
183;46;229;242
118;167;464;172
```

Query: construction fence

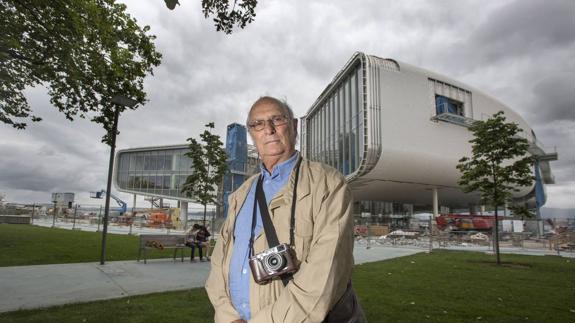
10;204;217;235
354;217;575;255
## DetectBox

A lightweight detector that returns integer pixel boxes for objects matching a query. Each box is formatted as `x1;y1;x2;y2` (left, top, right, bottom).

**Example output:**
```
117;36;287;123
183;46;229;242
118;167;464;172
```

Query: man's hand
231;320;246;323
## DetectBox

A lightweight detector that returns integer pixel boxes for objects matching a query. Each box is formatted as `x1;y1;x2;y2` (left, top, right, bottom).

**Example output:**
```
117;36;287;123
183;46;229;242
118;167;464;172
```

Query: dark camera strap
249;156;302;286
256;177;281;248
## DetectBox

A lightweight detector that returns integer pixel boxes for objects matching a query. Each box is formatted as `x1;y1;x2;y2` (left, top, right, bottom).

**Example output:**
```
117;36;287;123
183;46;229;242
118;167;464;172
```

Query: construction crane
90;190;127;215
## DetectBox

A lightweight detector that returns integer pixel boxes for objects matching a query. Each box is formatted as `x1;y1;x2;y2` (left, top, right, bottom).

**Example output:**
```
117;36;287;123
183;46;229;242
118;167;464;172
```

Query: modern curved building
300;52;557;213
114;144;195;203
113;124;261;225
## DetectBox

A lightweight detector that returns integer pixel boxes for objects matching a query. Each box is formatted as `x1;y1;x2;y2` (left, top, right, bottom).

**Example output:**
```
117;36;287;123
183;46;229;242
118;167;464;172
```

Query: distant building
113;127;259;225
114;145;194;201
221;123;260;217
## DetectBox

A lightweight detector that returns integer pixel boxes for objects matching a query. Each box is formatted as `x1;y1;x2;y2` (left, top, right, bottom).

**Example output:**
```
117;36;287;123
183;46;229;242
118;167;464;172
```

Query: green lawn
0;289;213;323
1;250;574;322
0;224;197;266
354;251;575;322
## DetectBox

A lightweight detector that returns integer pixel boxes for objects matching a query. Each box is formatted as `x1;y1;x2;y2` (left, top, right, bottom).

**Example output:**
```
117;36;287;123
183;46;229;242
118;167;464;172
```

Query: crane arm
96;190;127;214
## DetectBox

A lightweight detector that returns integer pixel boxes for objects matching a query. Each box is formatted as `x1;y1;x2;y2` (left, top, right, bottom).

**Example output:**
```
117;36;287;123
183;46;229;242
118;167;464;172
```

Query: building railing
430;112;476;127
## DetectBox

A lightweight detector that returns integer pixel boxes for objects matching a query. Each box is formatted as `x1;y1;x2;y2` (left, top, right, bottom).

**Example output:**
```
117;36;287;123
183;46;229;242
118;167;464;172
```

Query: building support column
180;201;188;230
432;188;439;218
132;194;137;214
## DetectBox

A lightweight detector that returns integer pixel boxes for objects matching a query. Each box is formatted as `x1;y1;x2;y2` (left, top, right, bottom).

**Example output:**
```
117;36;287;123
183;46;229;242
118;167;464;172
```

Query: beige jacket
205;158;354;323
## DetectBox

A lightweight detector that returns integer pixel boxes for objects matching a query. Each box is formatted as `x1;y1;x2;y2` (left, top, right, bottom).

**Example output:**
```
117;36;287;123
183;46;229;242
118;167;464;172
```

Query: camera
249;243;299;284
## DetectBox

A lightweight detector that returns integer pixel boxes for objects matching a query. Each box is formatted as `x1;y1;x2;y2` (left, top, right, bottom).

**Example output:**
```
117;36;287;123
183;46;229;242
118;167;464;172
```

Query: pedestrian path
0;245;422;313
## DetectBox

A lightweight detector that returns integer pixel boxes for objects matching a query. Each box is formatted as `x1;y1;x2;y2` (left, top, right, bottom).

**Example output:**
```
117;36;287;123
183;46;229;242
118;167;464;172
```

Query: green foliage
164;0;257;34
457;111;535;264
2;251;574;322
0;0;162;144
507;204;536;219
457;111;535;207
181;123;228;219
164;0;180;10
200;0;258;34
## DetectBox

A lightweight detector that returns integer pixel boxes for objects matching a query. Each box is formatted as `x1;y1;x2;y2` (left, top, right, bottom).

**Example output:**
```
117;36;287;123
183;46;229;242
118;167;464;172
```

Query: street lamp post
97;205;102;232
72;204;78;230
31;203;35;225
52;200;57;228
100;95;138;265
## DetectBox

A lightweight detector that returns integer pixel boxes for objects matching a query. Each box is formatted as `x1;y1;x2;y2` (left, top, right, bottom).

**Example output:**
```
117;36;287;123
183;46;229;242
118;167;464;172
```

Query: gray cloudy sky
1;0;574;210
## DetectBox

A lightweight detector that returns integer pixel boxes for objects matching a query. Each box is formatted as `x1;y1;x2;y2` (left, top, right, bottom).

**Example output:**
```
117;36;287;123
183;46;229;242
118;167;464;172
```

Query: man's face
248;102;297;165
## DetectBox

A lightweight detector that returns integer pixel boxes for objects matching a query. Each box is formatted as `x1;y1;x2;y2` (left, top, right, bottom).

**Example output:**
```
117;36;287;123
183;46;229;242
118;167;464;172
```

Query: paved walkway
0;245;422;313
3;243;571;314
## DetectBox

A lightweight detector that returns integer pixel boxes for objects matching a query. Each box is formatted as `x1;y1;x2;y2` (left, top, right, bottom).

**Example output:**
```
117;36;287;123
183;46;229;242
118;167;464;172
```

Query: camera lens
264;253;286;272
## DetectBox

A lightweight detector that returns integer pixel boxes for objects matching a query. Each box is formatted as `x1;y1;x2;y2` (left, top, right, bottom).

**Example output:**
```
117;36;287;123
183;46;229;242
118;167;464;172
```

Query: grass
354;251;575;322
1;250;574;322
0;224;204;267
0;289;214;323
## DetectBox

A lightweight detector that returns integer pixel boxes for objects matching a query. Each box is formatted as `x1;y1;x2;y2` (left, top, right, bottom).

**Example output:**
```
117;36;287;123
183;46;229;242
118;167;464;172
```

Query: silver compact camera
249;243;299;284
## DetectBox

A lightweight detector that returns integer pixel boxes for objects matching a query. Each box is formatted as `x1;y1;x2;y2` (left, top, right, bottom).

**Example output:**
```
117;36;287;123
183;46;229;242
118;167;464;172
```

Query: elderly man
206;96;364;323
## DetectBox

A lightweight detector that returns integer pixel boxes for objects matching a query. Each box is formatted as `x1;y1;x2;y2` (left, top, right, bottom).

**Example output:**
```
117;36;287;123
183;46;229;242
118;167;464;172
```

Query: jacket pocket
294;217;313;262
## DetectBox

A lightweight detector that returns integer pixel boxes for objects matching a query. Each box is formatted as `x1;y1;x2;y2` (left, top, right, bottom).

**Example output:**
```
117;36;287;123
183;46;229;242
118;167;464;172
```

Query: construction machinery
436;214;494;231
147;209;173;228
90;190;127;215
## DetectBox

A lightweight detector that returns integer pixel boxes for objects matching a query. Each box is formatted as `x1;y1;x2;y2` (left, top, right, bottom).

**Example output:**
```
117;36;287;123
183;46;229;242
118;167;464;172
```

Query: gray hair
246;96;295;125
246;96;298;144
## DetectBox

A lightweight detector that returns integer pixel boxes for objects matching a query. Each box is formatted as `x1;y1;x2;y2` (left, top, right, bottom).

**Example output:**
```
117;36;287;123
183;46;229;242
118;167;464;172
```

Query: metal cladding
301;52;556;208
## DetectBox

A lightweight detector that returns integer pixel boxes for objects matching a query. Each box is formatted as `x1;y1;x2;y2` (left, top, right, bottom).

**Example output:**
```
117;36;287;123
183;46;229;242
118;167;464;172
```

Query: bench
137;234;186;264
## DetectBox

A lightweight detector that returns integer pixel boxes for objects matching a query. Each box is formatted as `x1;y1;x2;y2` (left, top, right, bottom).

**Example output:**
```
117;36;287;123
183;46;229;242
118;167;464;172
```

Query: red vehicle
436;214;494;231
148;211;172;228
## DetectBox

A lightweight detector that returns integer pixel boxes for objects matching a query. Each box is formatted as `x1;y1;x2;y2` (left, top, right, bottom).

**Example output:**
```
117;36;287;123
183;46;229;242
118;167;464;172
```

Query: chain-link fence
354;217;575;255
5;204;575;255
2;204;217;236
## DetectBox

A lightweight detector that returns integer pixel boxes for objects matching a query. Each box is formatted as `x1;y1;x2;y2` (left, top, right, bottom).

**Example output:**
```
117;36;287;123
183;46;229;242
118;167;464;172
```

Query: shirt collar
259;151;299;181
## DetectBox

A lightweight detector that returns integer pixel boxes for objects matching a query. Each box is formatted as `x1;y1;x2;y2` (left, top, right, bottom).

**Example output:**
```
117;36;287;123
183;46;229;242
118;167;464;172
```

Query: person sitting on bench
186;224;211;261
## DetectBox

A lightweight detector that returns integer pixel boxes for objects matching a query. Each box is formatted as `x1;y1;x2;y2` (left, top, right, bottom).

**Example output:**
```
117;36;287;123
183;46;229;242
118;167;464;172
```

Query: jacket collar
269;156;310;211
259;151;298;182
230;155;311;216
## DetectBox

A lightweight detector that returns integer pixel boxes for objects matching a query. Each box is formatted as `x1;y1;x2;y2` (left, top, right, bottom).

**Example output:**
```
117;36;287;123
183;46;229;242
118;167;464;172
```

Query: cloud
439;0;575;74
546;182;575;209
1;0;574;209
531;120;575;183
531;73;575;122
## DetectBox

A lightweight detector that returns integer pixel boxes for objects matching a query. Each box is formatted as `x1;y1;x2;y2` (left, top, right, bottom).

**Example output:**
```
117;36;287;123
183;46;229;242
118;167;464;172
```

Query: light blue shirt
229;152;298;320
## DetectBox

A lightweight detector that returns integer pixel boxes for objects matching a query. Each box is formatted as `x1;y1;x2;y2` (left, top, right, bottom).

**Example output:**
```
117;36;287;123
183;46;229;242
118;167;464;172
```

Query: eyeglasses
247;115;289;131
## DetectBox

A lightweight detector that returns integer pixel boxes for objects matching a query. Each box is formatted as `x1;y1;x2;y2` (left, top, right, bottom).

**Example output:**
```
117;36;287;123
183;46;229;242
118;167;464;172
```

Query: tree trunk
494;205;501;265
203;203;207;227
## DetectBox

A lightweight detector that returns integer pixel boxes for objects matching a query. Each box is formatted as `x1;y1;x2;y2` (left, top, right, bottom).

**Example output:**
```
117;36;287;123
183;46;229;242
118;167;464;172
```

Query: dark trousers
187;241;205;260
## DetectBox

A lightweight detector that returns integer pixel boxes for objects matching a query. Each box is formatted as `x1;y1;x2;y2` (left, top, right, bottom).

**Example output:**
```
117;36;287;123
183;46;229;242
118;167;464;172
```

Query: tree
181;122;228;226
507;204;535;220
0;0;162;144
456;111;535;265
164;0;258;34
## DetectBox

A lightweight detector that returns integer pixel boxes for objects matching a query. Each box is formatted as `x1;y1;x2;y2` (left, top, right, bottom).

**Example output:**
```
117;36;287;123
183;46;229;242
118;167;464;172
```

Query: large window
429;78;472;118
435;95;464;116
115;147;195;200
304;63;363;176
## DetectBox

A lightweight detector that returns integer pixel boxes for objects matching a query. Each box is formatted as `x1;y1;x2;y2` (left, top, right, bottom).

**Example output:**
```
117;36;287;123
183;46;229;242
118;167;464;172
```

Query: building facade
114;129;260;224
115;145;195;202
301;52;557;216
